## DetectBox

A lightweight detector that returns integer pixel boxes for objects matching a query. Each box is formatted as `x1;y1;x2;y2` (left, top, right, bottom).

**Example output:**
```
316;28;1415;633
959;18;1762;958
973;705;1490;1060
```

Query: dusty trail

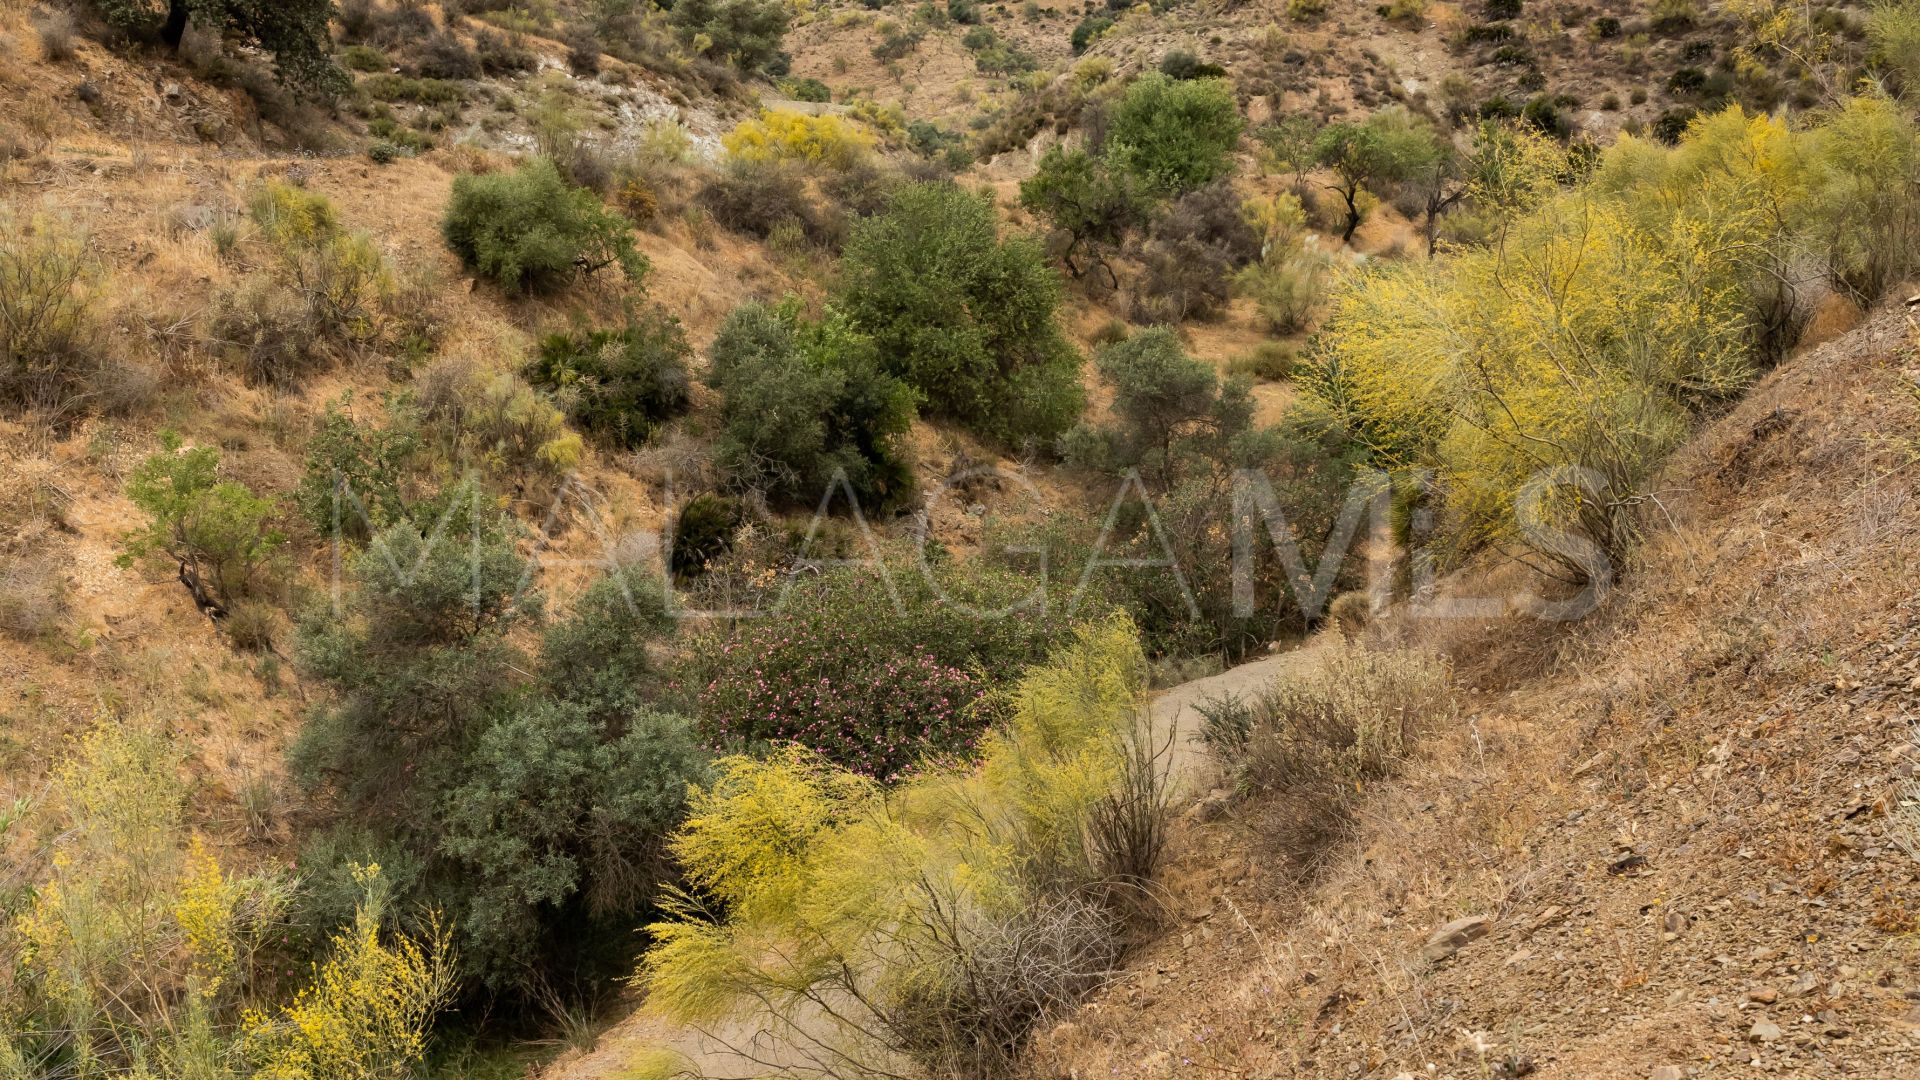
540;643;1321;1079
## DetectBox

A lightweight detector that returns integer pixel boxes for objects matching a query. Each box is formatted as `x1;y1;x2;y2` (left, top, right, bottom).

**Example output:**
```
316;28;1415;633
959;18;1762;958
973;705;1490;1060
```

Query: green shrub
528;307;693;449
669;493;743;579
780;75;832;102
669;0;791;72
1104;72;1243;197
1158;48;1226;79
708;300;918;512
835;182;1084;445
118;433;286;609
690;559;1085;779
339;43;389;72
1056;334;1368;659
359;73;466;104
1235;248;1336;334
295;508;708;993
417;360;584;479
1070;13;1112;52
1226;340;1299;381
442;157;644;293
296;395;419;540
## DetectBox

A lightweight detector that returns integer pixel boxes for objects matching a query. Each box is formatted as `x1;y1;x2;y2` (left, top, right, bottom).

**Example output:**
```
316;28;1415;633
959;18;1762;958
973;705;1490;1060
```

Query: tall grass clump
1198;637;1451;862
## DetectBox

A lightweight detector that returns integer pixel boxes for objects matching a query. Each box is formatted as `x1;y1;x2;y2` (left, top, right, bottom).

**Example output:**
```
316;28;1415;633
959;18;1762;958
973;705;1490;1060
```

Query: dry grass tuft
1199;636;1451;868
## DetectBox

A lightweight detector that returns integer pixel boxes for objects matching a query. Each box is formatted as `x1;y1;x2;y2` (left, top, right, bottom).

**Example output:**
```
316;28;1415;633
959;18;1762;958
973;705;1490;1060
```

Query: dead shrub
209;275;330;388
33;7;76;62
0;550;68;642
1199;638;1450;865
0;213;110;425
1088;718;1176;888
223;599;279;653
883;892;1123;1079
696;159;840;246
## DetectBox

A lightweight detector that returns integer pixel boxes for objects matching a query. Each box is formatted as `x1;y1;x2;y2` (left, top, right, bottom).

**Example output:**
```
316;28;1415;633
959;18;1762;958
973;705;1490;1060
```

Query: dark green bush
781;75;832;102
949;0;982;22
295;395;418;540
835;182;1085;445
1070;13;1112;53
669;493;742;579
668;0;791;72
442;157;644;293
1483;0;1521;16
95;0;345;97
689;559;1083;779
528;307;693;449
708;301;918;513
1104;72;1244;196
293;507;707;995
1653;107;1698;144
1158;49;1226;80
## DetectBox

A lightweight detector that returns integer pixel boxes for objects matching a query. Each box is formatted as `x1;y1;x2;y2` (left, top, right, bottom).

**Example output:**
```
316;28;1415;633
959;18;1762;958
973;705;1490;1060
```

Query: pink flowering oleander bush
693;561;1090;780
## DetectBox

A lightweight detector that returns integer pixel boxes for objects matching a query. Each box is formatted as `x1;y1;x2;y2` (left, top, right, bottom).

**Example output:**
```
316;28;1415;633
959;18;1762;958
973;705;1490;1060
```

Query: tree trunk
162;0;189;48
1340;186;1361;245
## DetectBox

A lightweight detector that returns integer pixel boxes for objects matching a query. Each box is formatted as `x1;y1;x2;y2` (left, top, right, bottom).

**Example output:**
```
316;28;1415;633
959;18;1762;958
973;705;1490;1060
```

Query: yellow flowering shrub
2;723;288;1076
636;615;1150;1073
722;108;876;169
1304;100;1919;571
244;865;454;1080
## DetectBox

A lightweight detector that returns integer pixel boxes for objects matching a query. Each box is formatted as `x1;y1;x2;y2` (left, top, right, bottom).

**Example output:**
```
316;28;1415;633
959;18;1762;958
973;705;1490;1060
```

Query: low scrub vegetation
442;158;644;293
640;615;1168;1077
1199;636;1450;859
528;307;694;450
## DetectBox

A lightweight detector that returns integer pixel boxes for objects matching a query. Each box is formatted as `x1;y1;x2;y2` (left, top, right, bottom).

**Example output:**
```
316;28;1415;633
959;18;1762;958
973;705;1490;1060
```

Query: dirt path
541;643;1319;1080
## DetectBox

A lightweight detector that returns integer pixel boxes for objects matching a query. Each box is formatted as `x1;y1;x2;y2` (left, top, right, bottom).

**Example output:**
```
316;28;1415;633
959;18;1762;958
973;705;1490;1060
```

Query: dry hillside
2;0;1916;1077
1029;307;1920;1078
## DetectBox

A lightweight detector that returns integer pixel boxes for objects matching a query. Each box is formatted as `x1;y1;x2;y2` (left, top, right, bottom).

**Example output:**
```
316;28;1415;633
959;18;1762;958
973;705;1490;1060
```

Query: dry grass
1033;305;1920;1080
0;548;67;642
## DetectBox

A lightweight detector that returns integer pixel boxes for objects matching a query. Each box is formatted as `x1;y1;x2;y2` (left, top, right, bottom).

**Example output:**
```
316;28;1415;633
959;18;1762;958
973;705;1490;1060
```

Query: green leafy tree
93;0;345;96
1313;109;1434;243
1104;73;1244;197
1062;327;1253;490
1019;145;1146;286
668;0;791;72
836;182;1084;445
708;301;919;513
119;433;286;608
442;158;645;294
